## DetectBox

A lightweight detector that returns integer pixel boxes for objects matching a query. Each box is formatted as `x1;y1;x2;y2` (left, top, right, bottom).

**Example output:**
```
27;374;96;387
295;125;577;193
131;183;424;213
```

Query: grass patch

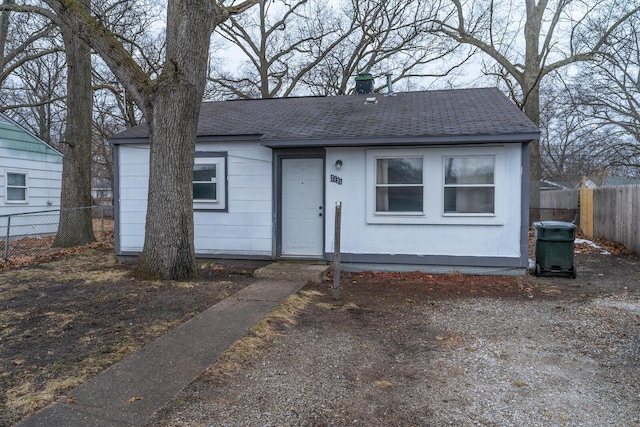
1;244;262;426
0;283;30;300
6;375;86;420
172;281;196;288
203;290;323;381
316;302;337;310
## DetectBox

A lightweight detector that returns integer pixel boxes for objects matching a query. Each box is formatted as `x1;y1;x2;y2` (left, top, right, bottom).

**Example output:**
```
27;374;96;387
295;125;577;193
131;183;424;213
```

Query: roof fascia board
108;134;263;145
261;133;540;148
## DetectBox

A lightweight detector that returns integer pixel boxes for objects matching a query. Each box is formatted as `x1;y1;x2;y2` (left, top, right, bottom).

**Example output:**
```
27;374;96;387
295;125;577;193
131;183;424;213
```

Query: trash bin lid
533;221;577;230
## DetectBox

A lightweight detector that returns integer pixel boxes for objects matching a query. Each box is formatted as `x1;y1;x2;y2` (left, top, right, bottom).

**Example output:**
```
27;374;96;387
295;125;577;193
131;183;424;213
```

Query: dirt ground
0;244;267;427
2;238;639;426
153;245;640;426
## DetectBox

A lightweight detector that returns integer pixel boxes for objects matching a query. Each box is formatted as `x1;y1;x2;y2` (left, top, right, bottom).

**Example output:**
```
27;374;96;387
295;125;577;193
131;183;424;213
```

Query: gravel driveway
151;253;640;426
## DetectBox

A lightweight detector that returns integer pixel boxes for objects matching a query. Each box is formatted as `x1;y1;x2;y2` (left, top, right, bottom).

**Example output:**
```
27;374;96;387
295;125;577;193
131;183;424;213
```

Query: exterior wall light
335;160;343;169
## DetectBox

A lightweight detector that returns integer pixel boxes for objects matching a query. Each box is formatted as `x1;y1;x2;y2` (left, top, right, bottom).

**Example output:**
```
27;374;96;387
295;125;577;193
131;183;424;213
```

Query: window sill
367;214;503;226
193;207;227;212
193;202;227;212
443;213;496;217
374;211;424;216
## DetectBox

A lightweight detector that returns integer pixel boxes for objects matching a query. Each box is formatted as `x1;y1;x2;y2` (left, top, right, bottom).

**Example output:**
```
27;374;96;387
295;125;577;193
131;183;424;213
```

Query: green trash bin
533;221;577;278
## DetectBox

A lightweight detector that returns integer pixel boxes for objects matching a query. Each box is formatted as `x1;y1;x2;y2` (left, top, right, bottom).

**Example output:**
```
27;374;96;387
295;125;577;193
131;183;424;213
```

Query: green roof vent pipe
355;73;374;94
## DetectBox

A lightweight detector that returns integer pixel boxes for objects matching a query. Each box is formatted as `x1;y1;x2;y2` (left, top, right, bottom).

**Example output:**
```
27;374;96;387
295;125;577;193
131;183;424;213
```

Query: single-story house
0;113;62;237
91;178;113;206
109;87;539;274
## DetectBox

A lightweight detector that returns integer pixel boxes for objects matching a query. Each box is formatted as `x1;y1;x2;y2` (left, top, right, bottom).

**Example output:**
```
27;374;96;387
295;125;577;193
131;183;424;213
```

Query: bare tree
539;84;615;180
0;0;61;88
209;0;463;99
0;51;66;146
87;3;167;202
573;13;640;171
303;0;463;96
209;0;345;99
427;0;640;222
0;1;93;246
42;0;259;279
52;0;96;247
0;1;63;140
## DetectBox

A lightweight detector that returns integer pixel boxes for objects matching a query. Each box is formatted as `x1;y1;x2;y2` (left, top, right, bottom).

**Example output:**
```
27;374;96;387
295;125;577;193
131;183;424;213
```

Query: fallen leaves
0;238;113;270
529;230;632;257
129;396;143;403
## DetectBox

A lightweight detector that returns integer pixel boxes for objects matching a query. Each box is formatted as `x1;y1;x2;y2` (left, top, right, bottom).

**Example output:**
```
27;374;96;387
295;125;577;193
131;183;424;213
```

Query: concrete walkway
17;262;329;427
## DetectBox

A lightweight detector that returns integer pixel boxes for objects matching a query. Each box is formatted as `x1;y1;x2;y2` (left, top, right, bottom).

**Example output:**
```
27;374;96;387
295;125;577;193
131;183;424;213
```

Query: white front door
281;158;324;257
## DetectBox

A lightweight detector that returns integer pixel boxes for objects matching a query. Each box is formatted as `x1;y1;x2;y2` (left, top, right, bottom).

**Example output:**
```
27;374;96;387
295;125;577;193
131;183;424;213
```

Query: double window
368;149;499;223
193;153;227;211
6;172;27;203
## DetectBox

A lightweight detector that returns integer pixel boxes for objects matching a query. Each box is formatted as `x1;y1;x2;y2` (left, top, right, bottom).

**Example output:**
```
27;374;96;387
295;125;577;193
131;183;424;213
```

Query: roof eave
0;113;63;157
260;132;540;148
108;134;264;145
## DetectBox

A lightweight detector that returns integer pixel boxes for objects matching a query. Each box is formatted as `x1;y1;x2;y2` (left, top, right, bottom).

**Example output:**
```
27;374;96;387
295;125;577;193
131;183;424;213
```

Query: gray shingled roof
109;87;539;146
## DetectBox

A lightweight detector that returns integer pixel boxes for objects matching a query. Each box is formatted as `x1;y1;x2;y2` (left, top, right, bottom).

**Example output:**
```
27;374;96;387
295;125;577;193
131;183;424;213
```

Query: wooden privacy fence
580;185;640;255
540;189;579;223
579;188;593;238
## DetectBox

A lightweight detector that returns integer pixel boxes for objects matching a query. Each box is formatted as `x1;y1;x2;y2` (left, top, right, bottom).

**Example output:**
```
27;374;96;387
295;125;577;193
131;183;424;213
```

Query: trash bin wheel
534;262;541;277
570;265;577;279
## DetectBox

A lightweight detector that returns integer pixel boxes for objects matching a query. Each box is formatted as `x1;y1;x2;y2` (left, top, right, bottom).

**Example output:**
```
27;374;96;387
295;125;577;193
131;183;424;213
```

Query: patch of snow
575;238;611;255
528;258;536;269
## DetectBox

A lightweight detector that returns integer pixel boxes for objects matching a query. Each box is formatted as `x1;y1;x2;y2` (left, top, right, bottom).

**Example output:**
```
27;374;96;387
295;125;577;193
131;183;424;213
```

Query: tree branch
42;0;153;114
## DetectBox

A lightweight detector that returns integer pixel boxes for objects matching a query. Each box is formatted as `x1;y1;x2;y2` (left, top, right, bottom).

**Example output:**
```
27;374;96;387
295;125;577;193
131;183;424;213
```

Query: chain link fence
0;206;114;263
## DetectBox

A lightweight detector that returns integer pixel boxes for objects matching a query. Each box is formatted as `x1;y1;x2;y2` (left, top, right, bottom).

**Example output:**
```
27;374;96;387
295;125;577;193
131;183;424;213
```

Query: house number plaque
330;174;342;185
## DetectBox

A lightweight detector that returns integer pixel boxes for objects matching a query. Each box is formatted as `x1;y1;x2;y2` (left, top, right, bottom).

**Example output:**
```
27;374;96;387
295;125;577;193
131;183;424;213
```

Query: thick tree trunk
42;0;258;279
524;87;542;224
53;1;96;248
524;86;541;225
133;2;215;280
524;0;542;225
134;94;200;280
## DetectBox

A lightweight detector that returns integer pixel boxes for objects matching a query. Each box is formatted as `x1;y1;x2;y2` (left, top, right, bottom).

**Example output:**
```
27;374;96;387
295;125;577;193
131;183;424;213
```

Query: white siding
324;145;523;259
0;146;62;215
117;145;149;252
118;141;524;263
117;142;273;256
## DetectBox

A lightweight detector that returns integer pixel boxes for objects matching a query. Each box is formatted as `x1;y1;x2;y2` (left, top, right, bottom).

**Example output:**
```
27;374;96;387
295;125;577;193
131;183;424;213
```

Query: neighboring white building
109;88;539;275
91;178;113;206
0;113;62;237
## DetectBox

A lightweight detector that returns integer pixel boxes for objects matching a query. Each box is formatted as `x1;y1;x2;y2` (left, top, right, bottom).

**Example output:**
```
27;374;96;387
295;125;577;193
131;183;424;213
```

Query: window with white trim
443;156;494;214
366;147;506;225
193;154;226;210
6;172;27;203
375;157;424;213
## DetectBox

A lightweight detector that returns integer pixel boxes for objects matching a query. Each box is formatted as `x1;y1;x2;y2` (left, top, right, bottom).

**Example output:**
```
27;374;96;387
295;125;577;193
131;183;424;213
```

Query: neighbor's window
193;154;226;210
6;172;27;203
444;156;494;214
375;157;423;213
